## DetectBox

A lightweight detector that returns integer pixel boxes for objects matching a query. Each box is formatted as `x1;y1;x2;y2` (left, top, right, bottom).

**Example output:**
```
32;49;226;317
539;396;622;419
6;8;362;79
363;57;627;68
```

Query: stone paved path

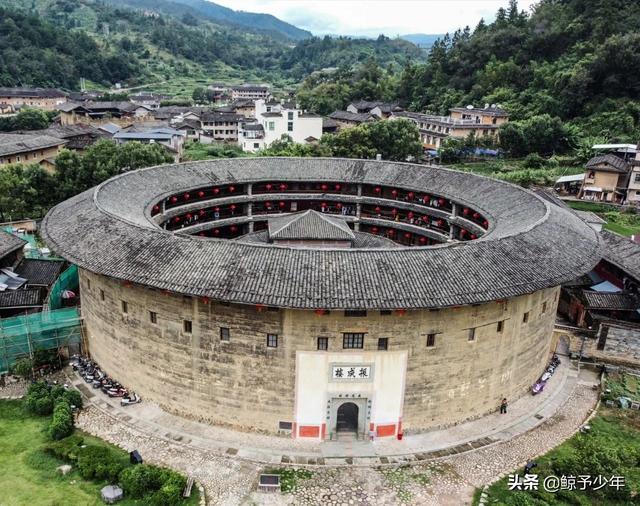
69;363;600;505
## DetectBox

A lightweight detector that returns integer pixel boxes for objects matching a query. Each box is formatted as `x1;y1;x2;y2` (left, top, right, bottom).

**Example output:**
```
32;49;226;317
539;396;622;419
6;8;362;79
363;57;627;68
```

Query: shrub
48;399;74;440
147;474;187;506
25;381;53;416
10;357;33;378
119;464;169;498
522;153;547;169
77;445;126;482
43;434;85;462
62;389;83;409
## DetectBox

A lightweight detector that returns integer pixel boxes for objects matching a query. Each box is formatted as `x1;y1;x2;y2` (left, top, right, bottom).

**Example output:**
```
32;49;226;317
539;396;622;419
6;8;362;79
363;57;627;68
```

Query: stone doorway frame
326;396;370;440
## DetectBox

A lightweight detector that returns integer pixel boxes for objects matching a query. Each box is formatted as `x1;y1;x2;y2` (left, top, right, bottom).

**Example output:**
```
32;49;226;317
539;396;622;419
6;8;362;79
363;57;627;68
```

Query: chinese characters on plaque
331;365;371;380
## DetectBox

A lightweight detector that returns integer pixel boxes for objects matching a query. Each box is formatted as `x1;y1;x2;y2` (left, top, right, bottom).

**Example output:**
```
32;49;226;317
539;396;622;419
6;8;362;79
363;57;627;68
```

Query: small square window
183;320;192;333
267;333;278;348
121;300;128;314
343;333;364;349
317;337;328;350
497;320;504;333
220;327;230;341
149;311;157;324
377;337;388;350
344;310;367;317
468;328;476;341
100;289;105;301
523;312;530;323
542;302;547;314
426;333;436;347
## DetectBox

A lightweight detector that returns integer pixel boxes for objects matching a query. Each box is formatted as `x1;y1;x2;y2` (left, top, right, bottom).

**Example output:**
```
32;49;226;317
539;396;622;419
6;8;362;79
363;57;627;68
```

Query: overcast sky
212;0;539;37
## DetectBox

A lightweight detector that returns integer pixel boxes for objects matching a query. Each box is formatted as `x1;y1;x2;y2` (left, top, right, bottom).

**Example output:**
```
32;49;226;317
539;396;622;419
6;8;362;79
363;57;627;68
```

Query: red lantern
230;225;238;232
437;219;444;227
408;192;414;199
214;207;220;212
423;215;429;222
201;297;209;305
408;211;414;219
279;183;287;191
470;234;477;240
198;191;205;198
395;308;407;315
321;202;327;207
375;207;381;213
336;203;342;209
184;193;190;200
321;184;328;191
483;220;489;227
186;213;192;219
266;183;273;190
473;212;480;219
391;189;398;197
463;208;470;215
213;229;220;236
438;198;446;206
374;187;382;194
404;232;411;239
255;304;266;312
230;204;237;211
391;208;398;215
423;195;430;204
265;202;272;209
199;232;205;237
229;186;236;193
460;229;467;236
170;196;178;203
388;229;395;236
152;205;160;212
199;209;205;216
314;308;327;316
419;236;427;244
279;201;286;208
335;184;341;191
371;227;379;234
174;216;180;223
213;188;220;195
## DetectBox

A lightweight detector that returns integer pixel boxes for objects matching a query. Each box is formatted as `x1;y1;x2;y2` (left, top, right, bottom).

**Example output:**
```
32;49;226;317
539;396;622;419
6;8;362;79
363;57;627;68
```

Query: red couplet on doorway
376;424;397;437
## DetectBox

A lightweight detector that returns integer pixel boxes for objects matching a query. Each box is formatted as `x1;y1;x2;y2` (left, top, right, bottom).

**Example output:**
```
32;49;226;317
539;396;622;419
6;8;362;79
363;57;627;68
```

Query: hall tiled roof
269;210;355;241
585;154;630;173
15;259;65;286
600;230;640;281
0;288;42;309
0;230;26;261
41;158;602;310
582;290;639;310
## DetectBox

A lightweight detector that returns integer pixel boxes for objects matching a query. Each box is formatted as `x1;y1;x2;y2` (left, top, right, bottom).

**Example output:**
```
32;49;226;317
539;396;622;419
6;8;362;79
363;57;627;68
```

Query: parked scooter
121;392;141;406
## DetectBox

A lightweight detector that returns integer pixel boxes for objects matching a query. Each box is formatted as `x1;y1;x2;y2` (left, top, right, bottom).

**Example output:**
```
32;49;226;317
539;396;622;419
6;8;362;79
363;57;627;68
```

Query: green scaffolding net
48;265;79;310
0;307;82;374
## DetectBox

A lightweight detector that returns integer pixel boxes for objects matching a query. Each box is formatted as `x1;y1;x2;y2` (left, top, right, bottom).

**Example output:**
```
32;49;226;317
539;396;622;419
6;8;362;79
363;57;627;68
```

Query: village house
200;112;244;143
230;84;270;101
58;101;153;127
113;127;186;161
327;110;377;129
578;154;631;203
129;92;172;110
346;101;403;118
0;133;67;171
242;99;322;152
22;124;105;152
0;87;67;112
392;104;508;149
216;99;255;118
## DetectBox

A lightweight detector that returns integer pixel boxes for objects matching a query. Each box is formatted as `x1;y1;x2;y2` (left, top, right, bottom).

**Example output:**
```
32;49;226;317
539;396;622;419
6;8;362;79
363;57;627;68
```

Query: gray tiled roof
15;259;65;286
0;230;26;261
41;158;602;310
0;287;42;309
0;87;66;98
600;230;640;281
582;290;639;310
237;230;399;248
269;211;355;241
586;154;630;173
574;210;606;225
0;133;66;157
329;111;376;123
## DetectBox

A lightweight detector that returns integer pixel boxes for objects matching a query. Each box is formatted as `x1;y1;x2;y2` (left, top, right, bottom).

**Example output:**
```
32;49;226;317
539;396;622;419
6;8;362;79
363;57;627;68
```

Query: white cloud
212;0;538;36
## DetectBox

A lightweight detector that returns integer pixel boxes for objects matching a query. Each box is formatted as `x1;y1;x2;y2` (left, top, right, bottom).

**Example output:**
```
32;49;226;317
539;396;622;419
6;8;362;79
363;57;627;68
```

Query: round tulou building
42;158;601;439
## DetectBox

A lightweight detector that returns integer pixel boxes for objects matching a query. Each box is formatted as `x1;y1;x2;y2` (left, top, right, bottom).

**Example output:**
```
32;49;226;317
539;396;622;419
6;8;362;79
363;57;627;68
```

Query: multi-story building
230;84;270;101
392;105;509;149
0;133;67;171
0;87;68;112
200;112;244;142
626;147;640;204
578;154;631;203
242;99;323;152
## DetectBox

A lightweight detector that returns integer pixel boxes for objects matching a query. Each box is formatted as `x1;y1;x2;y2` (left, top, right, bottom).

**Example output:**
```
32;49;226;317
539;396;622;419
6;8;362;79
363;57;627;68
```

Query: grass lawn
478;381;640;505
567;201;640;237
0;399;199;506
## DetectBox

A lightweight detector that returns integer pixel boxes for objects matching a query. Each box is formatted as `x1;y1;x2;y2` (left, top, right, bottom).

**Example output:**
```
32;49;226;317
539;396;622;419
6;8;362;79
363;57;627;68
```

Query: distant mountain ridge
400;34;442;48
169;0;312;40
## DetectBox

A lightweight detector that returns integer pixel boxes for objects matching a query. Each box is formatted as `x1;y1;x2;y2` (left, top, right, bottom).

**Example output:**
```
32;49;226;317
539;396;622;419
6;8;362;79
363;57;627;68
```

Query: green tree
192;87;208;104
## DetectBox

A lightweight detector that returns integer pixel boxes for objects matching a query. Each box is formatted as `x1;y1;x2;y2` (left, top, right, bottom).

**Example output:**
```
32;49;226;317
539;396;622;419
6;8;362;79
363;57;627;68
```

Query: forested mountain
0;0;423;90
299;0;640;147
